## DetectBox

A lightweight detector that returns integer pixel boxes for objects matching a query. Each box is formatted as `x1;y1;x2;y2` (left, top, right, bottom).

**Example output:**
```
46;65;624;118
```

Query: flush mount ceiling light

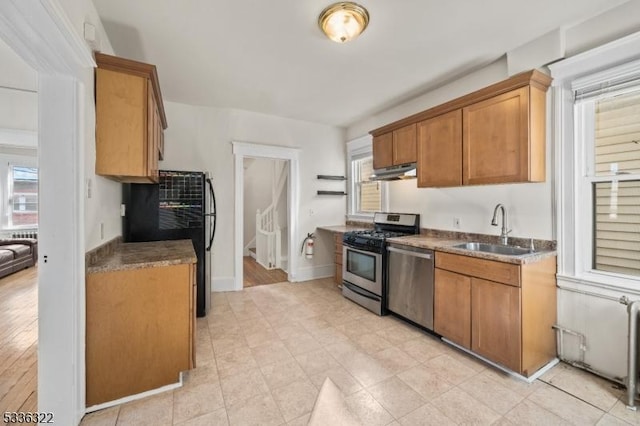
318;2;370;43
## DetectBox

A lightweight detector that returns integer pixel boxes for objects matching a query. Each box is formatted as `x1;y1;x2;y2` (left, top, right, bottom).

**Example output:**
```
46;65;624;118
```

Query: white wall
1;0;121;252
161;101;346;289
71;9;121;251
243;157;275;248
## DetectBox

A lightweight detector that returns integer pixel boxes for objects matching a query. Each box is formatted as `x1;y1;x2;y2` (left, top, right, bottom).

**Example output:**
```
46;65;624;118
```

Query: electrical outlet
453;217;461;229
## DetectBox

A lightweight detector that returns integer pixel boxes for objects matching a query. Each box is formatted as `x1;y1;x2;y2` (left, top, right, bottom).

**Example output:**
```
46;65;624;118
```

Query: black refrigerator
123;170;216;317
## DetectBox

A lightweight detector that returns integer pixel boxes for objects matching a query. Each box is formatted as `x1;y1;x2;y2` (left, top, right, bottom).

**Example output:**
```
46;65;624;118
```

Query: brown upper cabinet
95;53;167;183
372;123;416;169
417;110;463;187
371;70;551;187
463;85;545;184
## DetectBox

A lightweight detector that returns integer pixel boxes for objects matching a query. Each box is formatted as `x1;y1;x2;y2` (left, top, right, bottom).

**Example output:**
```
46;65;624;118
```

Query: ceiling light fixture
318;2;370;43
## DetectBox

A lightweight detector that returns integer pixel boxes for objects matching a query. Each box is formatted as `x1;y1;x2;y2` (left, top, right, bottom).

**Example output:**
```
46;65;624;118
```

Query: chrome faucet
491;204;511;245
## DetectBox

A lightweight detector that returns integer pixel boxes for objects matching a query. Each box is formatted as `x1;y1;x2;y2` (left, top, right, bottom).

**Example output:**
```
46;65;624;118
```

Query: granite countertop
87;239;197;274
387;234;557;265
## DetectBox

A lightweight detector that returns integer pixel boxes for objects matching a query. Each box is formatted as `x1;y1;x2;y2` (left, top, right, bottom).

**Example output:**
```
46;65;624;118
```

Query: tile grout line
536;377;609;419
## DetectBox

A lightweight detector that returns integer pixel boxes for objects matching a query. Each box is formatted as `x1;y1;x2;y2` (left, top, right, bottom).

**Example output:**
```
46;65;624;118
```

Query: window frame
549;36;640;292
346;135;387;222
7;164;39;229
574;89;640;281
0;143;38;231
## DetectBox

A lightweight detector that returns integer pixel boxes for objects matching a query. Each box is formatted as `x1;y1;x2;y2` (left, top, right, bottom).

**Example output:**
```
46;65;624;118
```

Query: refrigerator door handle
206;177;216;251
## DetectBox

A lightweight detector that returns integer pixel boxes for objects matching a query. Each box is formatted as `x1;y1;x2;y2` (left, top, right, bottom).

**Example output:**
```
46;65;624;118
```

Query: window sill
557;272;640;297
346;214;374;223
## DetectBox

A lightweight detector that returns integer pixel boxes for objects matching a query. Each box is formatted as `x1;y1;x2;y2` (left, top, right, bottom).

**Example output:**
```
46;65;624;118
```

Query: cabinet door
417;110;462;187
86;264;192;406
471;277;521;372
96;68;147;178
462;87;529;185
147;80;159;182
373;133;393;169
190;264;196;369
334;233;343;286
393;123;417;165
434;268;471;349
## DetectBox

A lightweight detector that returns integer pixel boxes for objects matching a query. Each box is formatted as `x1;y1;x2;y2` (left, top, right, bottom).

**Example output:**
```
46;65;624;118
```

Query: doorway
0;1;96;423
242;157;288;287
233;142;300;291
0;36;39;414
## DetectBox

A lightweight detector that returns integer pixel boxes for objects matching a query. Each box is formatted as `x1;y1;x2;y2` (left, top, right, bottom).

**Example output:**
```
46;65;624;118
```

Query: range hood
370;163;417;181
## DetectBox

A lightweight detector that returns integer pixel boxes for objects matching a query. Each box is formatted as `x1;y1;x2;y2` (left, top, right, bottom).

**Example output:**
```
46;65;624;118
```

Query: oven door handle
343;281;380;301
344;245;382;257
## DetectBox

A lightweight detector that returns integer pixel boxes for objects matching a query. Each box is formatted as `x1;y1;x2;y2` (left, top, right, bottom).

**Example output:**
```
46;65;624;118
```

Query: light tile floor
81;278;639;426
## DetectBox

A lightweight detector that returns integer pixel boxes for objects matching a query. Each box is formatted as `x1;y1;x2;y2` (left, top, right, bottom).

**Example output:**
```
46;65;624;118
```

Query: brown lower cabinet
472;277;521;372
86;262;195;406
434;252;556;377
434;268;471;348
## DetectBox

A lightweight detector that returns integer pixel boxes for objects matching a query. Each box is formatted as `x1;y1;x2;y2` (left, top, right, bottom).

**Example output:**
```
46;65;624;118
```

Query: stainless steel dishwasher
387;243;435;330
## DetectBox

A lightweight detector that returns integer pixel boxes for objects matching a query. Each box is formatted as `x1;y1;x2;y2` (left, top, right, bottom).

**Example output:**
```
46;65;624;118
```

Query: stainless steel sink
453;242;533;256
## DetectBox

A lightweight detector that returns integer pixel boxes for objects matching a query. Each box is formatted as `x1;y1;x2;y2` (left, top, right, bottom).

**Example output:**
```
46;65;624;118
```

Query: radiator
11;231;37;239
624;297;640;410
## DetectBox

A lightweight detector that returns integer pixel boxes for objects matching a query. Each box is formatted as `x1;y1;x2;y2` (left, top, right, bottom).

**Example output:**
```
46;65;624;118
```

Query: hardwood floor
243;256;288;288
0;267;38;414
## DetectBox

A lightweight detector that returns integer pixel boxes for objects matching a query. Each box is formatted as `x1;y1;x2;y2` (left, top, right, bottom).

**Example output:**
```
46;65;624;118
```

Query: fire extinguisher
301;233;315;259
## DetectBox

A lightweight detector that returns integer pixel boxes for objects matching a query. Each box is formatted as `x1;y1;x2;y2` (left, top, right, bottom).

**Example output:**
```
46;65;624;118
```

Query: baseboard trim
86;373;183;414
442;338;559;383
292;264;334;283
212;276;237;292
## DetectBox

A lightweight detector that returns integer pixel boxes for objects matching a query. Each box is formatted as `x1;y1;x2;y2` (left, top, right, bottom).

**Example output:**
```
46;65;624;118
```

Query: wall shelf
317;190;347;196
317;175;346;180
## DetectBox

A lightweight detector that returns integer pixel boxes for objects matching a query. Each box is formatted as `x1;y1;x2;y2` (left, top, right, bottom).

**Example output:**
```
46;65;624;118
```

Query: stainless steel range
342;212;420;315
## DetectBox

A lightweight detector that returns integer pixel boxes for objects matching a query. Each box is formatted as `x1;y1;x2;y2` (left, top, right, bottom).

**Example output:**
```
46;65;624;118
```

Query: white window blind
590;89;640;277
358;157;380;213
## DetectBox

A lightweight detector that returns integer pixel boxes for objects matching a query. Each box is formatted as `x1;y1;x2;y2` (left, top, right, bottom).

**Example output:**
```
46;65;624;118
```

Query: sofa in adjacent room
0;238;38;279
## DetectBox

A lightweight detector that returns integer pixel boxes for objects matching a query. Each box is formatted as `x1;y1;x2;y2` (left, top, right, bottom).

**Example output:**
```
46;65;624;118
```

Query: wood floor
0;267;37;414
243;256;288;288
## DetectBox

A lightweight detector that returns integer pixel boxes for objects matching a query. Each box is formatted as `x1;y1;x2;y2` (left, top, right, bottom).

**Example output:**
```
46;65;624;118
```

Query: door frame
0;0;95;423
233;141;300;290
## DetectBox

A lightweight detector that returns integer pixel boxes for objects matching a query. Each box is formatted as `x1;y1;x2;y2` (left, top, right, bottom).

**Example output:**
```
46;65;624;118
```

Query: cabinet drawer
436;252;520;287
334;233;344;245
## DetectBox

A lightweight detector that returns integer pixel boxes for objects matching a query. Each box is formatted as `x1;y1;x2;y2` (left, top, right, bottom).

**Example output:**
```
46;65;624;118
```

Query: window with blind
8;165;39;228
352;156;381;214
579;84;640;278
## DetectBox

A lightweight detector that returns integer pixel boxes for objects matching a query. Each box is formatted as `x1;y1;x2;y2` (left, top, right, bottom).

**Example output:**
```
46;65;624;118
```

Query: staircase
254;161;287;270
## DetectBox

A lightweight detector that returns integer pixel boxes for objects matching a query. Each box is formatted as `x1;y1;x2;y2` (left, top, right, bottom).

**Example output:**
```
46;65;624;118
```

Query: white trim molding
549;31;640;83
294;264;335;282
232;141;301;290
0;0;95;76
549;30;640;289
0;128;38;148
346;134;387;221
212;277;236;292
0;0;95;423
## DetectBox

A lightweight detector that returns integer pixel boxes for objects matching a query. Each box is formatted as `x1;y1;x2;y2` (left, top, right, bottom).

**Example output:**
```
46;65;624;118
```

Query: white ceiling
92;0;627;127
